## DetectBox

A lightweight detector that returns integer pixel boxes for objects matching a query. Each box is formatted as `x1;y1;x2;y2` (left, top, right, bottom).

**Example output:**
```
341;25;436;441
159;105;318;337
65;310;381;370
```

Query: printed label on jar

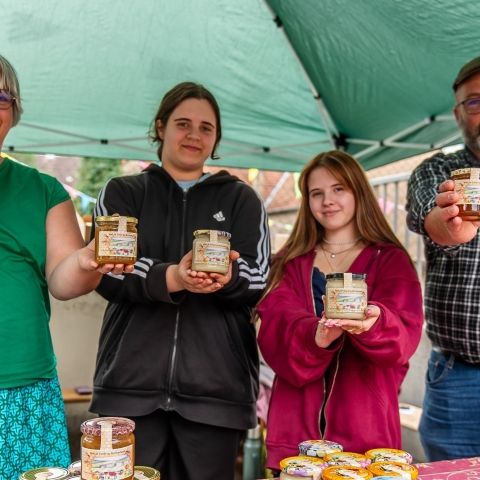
326;288;367;314
454;179;480;205
82;445;134;480
194;241;229;267
97;231;137;258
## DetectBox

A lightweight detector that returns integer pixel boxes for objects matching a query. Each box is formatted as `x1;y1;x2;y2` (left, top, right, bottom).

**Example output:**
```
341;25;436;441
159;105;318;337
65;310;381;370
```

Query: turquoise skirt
0;377;71;479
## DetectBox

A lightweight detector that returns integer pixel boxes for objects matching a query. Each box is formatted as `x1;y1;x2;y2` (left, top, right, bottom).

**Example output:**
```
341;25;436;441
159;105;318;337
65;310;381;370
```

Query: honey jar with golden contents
81;417;135;480
191;229;231;274
95;214;138;265
451;168;480;220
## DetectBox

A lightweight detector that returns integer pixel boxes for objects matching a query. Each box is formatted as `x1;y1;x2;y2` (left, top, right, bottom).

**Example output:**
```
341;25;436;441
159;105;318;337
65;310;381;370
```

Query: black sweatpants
128;409;243;480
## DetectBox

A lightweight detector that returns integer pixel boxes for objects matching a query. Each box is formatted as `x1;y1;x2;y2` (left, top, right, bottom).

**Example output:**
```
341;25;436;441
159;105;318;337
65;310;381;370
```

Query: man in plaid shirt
406;56;480;461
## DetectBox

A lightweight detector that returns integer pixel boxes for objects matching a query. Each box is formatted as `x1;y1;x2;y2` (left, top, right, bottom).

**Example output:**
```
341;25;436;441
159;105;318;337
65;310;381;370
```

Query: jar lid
193;229;231;239
325;273;367;280
364;448;412;464
324;452;371;468
367;462;418;479
68;460;81;475
134;466;161;479
80;416;135;435
322;465;373;480
96;214;138;225
298;439;343;458
279;455;325;476
19;467;70;480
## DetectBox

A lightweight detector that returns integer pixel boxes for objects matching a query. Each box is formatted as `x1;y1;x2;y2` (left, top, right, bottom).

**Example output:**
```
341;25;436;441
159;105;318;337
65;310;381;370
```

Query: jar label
454;179;480;205
193;241;229;268
81;445;134;480
334;469;366;479
326;287;367;314
97;231;137;258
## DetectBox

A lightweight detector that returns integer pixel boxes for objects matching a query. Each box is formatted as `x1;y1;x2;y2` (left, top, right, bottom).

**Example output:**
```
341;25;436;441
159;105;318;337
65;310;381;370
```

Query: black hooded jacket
90;165;270;429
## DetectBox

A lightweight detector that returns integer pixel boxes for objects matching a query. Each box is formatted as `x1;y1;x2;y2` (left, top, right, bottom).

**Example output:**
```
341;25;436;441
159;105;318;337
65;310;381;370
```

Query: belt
432;345;480;366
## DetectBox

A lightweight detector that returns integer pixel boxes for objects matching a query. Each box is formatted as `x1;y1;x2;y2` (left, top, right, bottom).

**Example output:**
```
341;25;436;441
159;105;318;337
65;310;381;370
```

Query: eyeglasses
0;90;16;110
456;96;480;115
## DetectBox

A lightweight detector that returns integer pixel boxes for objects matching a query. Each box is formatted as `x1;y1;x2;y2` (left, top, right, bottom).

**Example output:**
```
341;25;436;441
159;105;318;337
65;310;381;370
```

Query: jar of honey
95;214;138;265
81;416;135;480
324;452;371;468
451;168;480;220
364;448;412;464
191;229;231;274
325;273;367;320
19;468;70;480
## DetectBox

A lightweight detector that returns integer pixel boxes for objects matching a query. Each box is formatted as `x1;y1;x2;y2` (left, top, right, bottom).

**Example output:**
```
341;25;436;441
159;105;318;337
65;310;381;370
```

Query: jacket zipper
166;189;188;409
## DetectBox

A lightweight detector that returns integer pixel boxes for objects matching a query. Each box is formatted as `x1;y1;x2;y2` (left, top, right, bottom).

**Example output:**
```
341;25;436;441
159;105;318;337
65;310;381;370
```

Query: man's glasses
456;96;480;115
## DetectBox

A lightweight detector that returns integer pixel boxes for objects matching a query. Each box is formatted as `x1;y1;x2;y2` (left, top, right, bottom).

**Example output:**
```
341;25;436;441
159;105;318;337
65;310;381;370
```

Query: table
417;456;480;479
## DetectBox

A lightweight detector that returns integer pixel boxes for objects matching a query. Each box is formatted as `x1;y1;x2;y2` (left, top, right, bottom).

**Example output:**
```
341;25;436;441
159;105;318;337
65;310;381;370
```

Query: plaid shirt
406;147;480;364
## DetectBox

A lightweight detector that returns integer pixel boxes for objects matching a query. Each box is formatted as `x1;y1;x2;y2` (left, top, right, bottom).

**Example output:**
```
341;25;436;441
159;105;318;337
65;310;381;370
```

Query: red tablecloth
417;457;480;479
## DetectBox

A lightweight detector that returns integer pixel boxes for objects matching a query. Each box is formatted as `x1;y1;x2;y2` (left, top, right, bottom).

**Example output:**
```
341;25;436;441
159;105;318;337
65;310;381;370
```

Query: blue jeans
419;349;480;461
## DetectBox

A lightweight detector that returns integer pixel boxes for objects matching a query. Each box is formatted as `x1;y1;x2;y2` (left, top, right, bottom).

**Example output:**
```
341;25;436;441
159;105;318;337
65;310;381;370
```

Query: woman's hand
167;249;239;294
325;304;381;335
315;314;343;348
77;239;135;275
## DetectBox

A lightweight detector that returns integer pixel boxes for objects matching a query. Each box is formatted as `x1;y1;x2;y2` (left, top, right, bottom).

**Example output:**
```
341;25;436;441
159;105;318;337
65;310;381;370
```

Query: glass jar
81;417;135;480
364;448;412;464
95;214;138;265
324;452;371;468
19;467;70;480
191;229;231;274
451;168;480;220
134;466;161;480
325;273;367;320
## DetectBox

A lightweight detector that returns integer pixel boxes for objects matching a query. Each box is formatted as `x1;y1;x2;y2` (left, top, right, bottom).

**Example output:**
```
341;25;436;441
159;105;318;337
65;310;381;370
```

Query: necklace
323;236;361;246
321;240;359;259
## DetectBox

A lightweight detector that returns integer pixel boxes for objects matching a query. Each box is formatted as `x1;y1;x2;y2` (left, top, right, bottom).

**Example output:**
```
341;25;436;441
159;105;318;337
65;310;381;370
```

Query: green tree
74;156;122;215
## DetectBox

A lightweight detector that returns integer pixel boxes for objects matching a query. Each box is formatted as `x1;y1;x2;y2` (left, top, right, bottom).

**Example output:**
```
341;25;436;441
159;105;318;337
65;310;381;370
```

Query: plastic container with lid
279;455;325;480
325;273;367;320
191;229;231;274
19;467;70;480
367;461;418;479
68;460;81;476
298;440;343;459
134;466;161;480
322;465;373;480
364;448;412;464
95;214;138;265
324;452;371;468
451;168;480;220
81;416;135;480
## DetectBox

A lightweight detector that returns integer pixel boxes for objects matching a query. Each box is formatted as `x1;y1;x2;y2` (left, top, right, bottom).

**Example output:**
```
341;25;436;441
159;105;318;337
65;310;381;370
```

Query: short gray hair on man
0;54;23;126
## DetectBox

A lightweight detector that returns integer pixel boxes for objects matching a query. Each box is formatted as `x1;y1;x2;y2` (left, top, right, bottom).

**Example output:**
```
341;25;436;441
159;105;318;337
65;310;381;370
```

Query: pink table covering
417;457;480;479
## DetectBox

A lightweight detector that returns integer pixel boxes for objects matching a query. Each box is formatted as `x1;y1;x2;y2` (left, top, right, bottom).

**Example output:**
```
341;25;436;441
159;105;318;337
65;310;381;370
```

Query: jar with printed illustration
19;467;70;480
451;168;480;220
325;273;367;320
95;214;138;265
81;417;135;480
191;229;231;274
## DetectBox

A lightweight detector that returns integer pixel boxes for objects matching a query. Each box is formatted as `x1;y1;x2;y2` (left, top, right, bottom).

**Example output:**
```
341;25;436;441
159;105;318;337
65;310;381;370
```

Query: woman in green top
0;54;132;479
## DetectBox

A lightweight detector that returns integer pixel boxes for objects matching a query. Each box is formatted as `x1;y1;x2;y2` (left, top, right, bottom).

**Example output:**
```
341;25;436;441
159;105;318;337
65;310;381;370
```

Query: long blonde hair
267;150;410;291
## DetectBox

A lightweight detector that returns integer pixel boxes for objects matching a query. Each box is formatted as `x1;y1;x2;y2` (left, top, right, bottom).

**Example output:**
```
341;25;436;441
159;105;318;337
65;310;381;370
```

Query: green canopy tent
0;0;475;172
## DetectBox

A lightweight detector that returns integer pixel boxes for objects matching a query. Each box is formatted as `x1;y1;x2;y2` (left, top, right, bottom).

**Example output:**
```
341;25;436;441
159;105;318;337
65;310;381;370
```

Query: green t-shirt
0;154;70;388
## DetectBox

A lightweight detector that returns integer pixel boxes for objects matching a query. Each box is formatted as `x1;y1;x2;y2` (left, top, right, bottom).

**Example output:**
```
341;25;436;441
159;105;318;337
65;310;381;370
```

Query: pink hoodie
257;244;423;469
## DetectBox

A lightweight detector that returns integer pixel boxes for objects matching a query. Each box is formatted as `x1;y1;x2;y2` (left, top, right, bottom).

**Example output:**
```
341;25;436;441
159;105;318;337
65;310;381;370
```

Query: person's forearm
48;248;103;300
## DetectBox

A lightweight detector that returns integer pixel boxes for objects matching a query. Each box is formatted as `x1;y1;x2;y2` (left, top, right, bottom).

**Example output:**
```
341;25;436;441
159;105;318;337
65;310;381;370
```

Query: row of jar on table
278;439;418;479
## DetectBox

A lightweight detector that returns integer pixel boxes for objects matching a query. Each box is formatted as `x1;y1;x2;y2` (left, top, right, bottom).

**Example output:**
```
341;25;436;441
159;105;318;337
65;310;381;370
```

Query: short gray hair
0;55;23;126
